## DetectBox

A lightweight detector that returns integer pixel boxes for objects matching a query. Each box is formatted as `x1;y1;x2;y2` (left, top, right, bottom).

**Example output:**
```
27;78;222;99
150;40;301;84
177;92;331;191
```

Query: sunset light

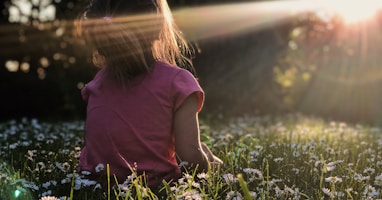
317;0;382;24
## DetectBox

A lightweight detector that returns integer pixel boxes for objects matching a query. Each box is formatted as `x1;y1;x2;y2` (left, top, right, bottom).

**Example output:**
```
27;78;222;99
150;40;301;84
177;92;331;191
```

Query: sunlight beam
172;0;382;40
173;0;315;41
316;0;382;24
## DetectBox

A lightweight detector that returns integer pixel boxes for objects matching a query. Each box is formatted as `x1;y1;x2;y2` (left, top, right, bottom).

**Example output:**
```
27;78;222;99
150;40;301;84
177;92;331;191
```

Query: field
1;114;382;199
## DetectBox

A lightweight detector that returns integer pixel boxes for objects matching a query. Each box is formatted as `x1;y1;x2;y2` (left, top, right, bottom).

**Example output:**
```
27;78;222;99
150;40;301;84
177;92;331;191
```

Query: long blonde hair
77;0;195;84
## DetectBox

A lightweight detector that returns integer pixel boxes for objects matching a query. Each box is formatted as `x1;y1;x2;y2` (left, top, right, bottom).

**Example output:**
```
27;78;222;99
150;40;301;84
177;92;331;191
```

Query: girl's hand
211;155;223;169
201;143;223;167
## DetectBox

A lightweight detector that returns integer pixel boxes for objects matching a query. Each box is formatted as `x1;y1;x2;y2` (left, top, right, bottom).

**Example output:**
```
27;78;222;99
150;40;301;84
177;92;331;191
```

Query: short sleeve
172;69;204;112
81;84;89;102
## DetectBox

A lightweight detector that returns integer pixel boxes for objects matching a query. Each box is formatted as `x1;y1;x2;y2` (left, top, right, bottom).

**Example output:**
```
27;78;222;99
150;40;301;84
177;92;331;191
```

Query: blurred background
1;0;382;124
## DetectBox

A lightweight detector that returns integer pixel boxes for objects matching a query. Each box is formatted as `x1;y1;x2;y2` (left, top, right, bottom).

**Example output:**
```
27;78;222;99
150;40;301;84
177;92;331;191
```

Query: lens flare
316;0;382;24
14;189;22;198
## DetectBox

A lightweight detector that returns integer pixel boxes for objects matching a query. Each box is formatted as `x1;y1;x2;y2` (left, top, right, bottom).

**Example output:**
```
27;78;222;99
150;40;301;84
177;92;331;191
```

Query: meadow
1;114;382;200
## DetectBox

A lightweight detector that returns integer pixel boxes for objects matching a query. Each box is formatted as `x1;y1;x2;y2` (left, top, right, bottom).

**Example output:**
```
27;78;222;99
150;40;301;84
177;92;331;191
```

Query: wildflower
118;180;131;192
81;170;91;175
178;177;185;185
322;188;334;198
95;163;105;173
271;178;283;183
56;162;69;172
40;190;52;197
27;150;36;161
42;181;51;189
222;173;237;184
254;145;264;151
274;186;283;198
249;151;260;157
326;147;335;155
196;172;208;179
9;125;17;135
74;179;82;190
23;181;39;191
310;154;319;161
325;176;343;183
292;151;300;157
94;183;102;190
55;162;65;172
249;191;257;198
353;173;370;182
374;174;382;186
291;168;300;175
294;187;301;199
61;173;80;185
179;161;189;168
31;118;41;129
177;189;203;200
136;185;149;198
36;133;45;141
343;149;349;155
170;186;179;193
243;168;263;180
363;185;380;198
184;173;193;181
334;191;345;198
81;179;97;187
226;191;242;200
269;142;277;148
273;157;284;163
21;141;31;146
36;162;46;171
284;185;295;195
39;196;59;200
191;181;200;188
9;143;18;149
363;167;375;174
326;160;343;170
325;165;336;172
291;143;298;149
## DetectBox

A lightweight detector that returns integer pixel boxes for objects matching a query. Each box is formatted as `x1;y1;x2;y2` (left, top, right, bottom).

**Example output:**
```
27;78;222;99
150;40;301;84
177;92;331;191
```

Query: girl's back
79;61;204;187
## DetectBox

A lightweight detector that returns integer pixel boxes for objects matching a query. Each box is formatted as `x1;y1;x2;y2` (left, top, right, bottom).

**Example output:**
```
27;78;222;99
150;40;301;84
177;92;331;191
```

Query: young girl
77;0;222;189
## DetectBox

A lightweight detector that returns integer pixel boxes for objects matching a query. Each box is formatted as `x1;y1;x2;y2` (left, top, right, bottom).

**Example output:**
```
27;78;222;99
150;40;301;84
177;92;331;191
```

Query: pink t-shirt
79;61;204;188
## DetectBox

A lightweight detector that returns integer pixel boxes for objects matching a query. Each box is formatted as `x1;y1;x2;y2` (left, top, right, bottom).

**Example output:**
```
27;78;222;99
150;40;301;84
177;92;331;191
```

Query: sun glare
318;0;382;24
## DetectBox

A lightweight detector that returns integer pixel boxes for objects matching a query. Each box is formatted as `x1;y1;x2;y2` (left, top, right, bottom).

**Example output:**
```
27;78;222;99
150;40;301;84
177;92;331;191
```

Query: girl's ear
92;50;106;68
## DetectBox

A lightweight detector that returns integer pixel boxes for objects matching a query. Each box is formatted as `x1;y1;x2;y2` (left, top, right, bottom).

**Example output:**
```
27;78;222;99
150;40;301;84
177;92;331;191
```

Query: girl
77;0;222;189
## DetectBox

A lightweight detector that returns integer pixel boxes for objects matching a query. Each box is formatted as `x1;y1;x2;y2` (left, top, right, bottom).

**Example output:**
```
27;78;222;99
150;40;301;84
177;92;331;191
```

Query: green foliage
2;114;382;199
274;11;382;124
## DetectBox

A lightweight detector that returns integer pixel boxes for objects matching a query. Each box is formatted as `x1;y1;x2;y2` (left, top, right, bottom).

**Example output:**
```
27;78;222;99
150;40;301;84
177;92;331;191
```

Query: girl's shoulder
153;61;194;78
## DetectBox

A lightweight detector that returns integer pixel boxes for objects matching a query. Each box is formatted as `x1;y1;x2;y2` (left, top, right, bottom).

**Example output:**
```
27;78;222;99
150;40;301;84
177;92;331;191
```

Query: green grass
1;114;382;199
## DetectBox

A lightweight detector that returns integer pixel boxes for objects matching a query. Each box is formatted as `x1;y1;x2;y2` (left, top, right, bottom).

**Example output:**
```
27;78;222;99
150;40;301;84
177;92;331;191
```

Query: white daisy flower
325;176;343;183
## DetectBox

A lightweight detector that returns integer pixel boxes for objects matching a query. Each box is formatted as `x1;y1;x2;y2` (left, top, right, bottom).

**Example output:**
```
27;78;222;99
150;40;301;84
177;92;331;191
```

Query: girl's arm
174;92;222;172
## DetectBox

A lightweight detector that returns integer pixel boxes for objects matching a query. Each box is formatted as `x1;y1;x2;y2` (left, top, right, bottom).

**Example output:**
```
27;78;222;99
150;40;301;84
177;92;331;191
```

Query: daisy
226;191;243;200
325;176;343;184
363;185;380;198
196;172;208;179
39;196;59;200
322;188;334;198
363;167;375;174
222;173;237;184
374;174;382;186
95;163;104;173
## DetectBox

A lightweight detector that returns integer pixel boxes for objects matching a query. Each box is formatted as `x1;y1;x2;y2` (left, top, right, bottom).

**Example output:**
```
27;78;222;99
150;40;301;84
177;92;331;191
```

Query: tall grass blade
237;173;253;200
